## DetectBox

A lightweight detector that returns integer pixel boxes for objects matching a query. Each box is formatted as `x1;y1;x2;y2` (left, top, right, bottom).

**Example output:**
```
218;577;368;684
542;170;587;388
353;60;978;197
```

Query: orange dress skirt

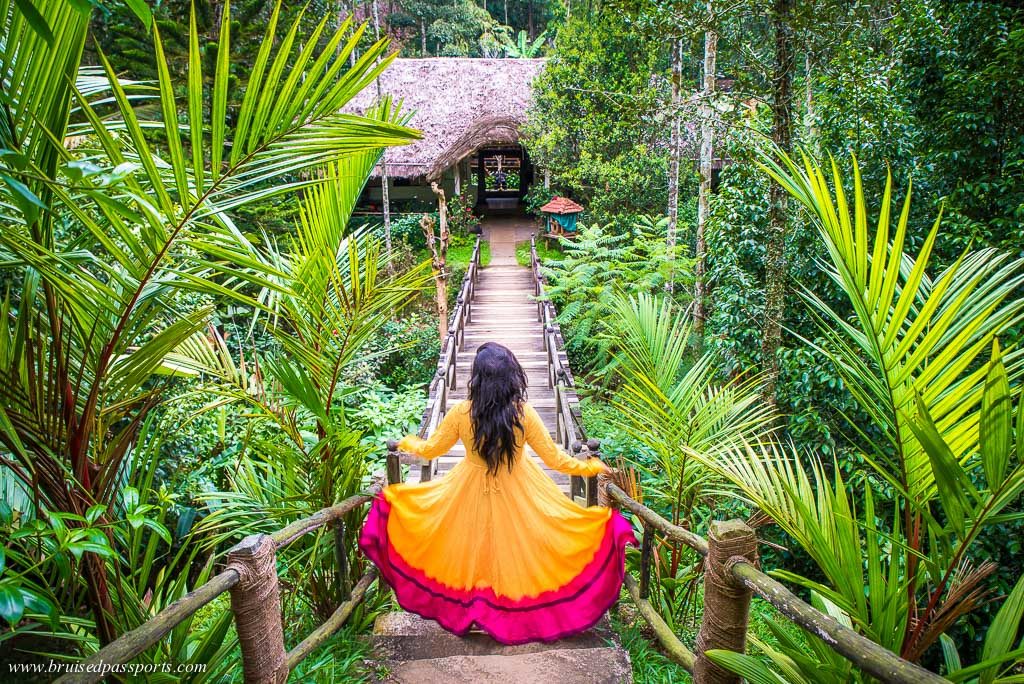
359;401;636;644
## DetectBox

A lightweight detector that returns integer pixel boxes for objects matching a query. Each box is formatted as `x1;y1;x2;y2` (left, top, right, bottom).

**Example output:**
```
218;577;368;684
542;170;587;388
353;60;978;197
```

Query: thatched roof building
346;58;545;181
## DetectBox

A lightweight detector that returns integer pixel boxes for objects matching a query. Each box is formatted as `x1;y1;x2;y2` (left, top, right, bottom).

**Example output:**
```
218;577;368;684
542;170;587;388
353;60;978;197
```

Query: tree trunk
761;0;794;404
665;37;682;293
421;19;427;55
348;1;358;67
371;0;393;269
695;1;718;339
426;183;450;343
804;48;818;153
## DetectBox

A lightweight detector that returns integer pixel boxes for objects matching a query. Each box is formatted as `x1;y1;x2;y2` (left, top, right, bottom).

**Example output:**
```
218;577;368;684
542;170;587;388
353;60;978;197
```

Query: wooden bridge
60;232;950;684
399;232;594;502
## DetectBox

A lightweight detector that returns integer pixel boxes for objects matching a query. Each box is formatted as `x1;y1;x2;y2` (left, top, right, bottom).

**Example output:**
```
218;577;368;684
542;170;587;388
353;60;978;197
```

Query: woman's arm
523;403;608;476
397;402;463;460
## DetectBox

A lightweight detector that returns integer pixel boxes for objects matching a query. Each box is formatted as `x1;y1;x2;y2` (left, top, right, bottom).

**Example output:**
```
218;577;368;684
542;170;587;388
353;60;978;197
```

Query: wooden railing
529;234;600;506
55;491;381;684
401;235;483;483
600;482;950;684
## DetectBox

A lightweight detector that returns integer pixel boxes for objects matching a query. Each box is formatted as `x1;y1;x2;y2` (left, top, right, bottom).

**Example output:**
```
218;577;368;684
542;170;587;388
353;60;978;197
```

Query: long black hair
468;342;529;476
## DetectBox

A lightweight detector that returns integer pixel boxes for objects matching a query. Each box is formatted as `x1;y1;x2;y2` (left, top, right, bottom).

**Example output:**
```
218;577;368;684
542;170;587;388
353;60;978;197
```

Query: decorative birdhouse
539;196;584;237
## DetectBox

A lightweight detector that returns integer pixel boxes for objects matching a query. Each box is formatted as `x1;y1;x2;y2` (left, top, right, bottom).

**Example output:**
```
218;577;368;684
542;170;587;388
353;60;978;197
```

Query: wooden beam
730;561;948;684
55;571;240;684
604;483;708;556
624;573;695;671
286;570;378;669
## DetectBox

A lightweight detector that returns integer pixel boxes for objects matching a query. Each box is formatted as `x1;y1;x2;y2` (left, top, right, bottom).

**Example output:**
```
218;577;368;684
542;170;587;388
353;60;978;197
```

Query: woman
359;342;636;645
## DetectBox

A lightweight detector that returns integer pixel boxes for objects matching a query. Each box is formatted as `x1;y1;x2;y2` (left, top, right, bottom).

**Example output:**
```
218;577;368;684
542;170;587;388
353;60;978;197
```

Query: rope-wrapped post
585;439;601;507
596;469;615;508
693;520;758;684
386;440;402;485
227;534;287;684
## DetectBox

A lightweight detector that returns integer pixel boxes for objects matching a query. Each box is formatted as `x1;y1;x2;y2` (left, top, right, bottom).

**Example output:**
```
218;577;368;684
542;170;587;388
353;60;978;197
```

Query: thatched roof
540;196;584;214
346;58;545;180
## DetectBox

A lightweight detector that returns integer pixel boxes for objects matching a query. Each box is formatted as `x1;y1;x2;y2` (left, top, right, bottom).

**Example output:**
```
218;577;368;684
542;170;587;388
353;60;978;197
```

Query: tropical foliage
699;152;1024;678
0;0;424;670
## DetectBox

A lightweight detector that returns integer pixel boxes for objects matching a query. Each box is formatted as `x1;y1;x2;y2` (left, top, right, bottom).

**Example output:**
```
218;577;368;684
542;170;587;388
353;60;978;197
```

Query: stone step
376;647;632;683
371;613;614;660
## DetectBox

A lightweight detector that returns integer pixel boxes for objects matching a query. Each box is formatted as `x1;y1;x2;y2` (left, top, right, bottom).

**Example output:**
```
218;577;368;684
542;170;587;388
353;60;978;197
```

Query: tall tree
666;35;682;291
694;0;717;337
371;0;393;266
760;0;794;403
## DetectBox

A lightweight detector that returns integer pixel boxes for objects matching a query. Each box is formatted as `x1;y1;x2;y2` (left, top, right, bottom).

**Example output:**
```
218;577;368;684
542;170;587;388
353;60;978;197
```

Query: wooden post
693;520;758;684
570;440;584;505
585;438;600;507
227;534;287;684
447;330;457;388
386;440;402;485
333;521;350;597
639;524;654;600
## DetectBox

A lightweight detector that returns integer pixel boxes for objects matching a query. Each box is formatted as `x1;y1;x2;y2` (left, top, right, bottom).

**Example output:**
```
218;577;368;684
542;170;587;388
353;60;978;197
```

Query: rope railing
602;483;949;684
55;490;381;684
529;233;600;506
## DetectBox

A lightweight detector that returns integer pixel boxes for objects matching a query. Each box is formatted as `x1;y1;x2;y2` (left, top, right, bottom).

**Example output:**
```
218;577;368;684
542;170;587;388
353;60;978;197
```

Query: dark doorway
475;145;533;215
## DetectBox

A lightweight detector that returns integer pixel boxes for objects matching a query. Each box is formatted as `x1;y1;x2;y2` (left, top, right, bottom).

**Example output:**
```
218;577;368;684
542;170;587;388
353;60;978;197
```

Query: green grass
515;238;561;267
448;239;491;268
612;604;693;683
415;239;491;269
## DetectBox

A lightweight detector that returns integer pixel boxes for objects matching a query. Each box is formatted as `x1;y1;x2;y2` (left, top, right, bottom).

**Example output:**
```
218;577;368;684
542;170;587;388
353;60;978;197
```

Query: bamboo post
227;534;287;684
386;440;402;485
693;520;758;684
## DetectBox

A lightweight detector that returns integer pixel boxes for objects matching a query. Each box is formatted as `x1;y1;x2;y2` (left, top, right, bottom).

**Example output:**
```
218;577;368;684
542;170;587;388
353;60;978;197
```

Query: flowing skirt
358;456;636;645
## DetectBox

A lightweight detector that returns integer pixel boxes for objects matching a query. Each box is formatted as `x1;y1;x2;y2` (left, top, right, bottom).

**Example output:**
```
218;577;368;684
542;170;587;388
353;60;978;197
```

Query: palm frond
759;148;1024;504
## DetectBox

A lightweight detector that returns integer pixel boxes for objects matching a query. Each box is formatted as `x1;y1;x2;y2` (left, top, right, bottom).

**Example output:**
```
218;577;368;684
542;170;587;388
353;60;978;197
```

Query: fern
541;218;695;381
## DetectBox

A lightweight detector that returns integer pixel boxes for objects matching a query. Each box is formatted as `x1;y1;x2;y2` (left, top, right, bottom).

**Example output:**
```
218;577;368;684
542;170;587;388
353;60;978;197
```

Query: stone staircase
370;613;633;683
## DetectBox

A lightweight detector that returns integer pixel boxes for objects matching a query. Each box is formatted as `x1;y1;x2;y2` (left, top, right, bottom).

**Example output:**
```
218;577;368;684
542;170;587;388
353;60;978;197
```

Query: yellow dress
359;400;636;644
